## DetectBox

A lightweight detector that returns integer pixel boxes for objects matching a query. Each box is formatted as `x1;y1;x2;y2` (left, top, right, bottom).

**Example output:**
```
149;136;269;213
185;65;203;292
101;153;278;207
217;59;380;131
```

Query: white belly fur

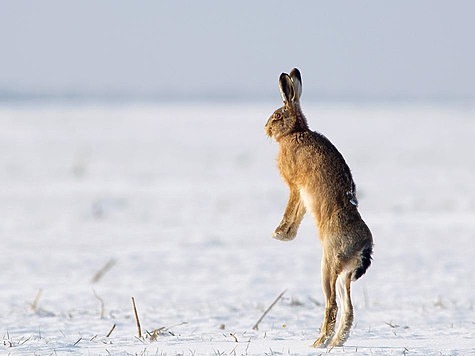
299;187;315;218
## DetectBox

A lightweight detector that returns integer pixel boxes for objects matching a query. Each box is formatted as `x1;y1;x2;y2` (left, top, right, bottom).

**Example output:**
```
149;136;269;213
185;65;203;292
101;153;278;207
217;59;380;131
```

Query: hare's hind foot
327;337;346;348
312;326;350;348
311;333;332;348
326;319;351;348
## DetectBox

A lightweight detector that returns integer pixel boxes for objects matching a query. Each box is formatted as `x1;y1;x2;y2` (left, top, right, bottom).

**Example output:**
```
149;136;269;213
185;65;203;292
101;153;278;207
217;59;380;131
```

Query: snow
1;103;474;355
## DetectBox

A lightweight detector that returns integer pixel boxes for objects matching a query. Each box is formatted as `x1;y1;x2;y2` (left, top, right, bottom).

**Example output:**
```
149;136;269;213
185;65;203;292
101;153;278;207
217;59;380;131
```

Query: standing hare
265;68;373;347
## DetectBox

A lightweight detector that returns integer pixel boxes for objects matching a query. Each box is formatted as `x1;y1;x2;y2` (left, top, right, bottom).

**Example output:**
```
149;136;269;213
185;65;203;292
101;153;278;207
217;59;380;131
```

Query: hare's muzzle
264;117;274;138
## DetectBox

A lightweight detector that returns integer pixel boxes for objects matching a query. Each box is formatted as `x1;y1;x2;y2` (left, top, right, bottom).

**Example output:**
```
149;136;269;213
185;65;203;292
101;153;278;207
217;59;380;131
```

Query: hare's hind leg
273;186;305;241
312;254;338;347
329;272;353;347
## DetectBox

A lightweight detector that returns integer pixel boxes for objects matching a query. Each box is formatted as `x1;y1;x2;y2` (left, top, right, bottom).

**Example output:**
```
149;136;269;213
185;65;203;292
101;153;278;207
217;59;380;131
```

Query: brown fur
265;68;373;347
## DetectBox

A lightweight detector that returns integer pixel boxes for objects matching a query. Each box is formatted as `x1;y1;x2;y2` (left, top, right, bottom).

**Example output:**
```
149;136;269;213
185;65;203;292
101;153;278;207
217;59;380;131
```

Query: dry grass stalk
252;289;287;331
146;327;166;341
91;259;116;283
131;297;142;338
146;322;187;341
106;324;116;338
19;336;31;346
31;288;42;311
92;289;105;318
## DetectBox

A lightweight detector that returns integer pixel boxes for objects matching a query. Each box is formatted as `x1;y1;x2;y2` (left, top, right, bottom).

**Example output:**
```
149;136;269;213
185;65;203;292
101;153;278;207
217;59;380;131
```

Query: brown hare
265;68;373;347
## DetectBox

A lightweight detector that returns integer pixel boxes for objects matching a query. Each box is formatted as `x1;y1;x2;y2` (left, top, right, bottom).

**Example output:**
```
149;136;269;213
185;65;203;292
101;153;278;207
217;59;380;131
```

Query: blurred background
1;0;474;104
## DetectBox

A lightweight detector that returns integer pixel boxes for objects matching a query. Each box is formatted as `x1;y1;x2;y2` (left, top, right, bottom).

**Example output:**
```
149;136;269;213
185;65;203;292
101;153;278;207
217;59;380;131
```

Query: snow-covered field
1;103;474;355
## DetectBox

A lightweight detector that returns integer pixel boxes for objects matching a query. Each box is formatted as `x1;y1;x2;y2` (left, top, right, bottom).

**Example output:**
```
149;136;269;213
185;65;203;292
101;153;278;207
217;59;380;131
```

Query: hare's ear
279;73;295;103
289;68;302;100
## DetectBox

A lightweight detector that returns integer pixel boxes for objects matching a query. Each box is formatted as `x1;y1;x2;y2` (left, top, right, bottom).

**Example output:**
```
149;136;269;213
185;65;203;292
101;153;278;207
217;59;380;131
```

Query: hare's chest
277;148;299;182
278;143;316;180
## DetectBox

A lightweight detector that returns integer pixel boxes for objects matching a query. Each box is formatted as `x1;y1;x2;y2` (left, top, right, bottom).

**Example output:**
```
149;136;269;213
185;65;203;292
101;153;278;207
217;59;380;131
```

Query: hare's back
308;132;350;168
302;131;355;189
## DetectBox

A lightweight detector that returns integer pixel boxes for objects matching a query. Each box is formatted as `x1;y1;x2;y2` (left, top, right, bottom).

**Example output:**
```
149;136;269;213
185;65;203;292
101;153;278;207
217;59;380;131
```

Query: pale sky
1;0;474;101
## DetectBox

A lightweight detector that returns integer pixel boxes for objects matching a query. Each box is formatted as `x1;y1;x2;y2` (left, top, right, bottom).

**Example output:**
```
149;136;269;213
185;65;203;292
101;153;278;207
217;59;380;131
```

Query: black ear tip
278;72;294;102
279;73;292;86
290;68;301;81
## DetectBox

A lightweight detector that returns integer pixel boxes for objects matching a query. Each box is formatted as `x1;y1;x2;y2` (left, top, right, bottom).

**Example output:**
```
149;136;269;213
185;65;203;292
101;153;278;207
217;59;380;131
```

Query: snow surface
1;103;474;355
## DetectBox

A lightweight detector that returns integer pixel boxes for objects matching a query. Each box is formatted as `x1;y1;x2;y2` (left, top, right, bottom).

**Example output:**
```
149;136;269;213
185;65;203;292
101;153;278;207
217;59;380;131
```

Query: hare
265;68;373;347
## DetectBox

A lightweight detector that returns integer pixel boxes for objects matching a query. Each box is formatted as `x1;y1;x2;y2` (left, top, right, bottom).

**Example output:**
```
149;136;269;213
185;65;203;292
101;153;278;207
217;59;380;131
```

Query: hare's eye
274;113;282;119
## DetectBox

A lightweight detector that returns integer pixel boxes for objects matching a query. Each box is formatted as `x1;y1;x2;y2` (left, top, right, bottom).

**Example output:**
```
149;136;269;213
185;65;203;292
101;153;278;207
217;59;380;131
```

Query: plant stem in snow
131;297;142;338
252;289;287;331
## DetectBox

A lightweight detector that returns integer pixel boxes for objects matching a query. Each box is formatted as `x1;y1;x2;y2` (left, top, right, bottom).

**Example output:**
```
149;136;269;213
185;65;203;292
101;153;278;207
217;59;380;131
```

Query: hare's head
265;68;308;141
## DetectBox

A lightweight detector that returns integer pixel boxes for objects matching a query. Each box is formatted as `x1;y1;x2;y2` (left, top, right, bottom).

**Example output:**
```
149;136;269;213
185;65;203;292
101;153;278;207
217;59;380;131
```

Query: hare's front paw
273;224;297;241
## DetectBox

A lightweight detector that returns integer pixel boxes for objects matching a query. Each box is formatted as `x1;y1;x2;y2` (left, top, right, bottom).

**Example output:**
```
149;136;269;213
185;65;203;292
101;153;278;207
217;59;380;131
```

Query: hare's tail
352;245;373;281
